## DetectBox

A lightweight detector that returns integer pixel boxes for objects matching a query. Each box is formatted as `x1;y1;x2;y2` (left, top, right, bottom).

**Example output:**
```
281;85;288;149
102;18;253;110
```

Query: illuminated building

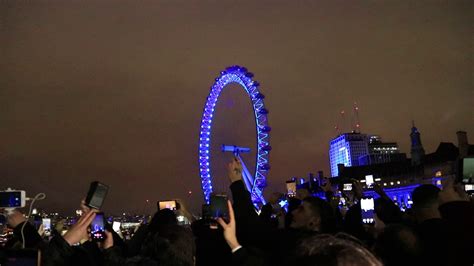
359;135;407;165
329;132;369;177
336;130;474;208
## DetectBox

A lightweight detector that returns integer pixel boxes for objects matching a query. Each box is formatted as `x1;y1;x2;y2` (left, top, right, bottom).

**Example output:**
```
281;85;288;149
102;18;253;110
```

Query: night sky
1;1;472;215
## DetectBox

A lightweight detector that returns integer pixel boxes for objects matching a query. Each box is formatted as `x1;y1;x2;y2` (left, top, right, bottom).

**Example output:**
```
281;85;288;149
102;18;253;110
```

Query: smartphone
90;212;106;242
465;184;474;194
361;197;375;224
42;218;51;231
462;158;474;182
278;199;288;208
0;190;26;208
202;204;217;229
365;175;374;189
339;197;346;206
158;200;177;211
112;221;121;233
42;218;51;237
286;181;297;197
85;182;109;210
209;195;229;220
202;204;211;220
343;183;353;191
32;215;42;230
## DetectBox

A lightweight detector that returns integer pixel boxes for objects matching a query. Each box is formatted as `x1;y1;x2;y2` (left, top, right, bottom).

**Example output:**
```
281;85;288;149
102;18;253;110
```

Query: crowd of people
1;157;473;266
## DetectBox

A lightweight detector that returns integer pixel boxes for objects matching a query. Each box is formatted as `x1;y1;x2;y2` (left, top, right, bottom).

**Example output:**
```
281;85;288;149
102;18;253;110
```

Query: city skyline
1;1;472;214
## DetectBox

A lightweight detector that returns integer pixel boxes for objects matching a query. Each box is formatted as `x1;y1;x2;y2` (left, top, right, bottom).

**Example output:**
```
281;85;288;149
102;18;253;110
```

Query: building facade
329;132;369;177
359;135;407;165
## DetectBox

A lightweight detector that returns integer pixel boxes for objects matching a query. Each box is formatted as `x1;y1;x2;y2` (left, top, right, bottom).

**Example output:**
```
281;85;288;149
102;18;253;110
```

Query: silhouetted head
374;198;403;225
141;224;195;266
293;233;383;266
148;209;178;233
374;224;421;266
291;197;336;233
412;184;440;209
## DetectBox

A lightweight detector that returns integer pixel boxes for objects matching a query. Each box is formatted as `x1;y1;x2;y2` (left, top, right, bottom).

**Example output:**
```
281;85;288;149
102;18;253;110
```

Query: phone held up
209;195;229;221
286;181;297;197
0;190;26;209
158;200;177;211
365;175;374;189
84;181;109;210
202;194;229;229
360;196;375;224
90;212;106;242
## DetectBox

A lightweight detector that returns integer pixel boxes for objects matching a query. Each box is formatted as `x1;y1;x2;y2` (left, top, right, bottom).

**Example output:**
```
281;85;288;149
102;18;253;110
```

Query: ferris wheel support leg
236;155;254;193
236;155;266;206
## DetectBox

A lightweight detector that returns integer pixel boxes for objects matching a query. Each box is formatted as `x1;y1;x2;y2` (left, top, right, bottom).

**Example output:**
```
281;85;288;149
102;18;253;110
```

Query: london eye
198;65;271;208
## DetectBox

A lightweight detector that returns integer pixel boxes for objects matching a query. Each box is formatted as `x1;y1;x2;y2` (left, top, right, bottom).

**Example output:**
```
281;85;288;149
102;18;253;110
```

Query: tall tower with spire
410;121;425;166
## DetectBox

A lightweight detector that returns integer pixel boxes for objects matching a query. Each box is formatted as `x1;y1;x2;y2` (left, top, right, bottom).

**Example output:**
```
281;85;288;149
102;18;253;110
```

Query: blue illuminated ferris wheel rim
198;65;271;206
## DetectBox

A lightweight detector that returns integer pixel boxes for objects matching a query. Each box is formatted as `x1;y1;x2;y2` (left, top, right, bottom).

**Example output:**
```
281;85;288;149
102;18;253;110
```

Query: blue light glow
364;184;420;209
198;66;270;207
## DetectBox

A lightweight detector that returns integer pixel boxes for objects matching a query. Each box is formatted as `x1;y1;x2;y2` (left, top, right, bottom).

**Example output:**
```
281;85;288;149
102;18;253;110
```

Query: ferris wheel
198;65;271;208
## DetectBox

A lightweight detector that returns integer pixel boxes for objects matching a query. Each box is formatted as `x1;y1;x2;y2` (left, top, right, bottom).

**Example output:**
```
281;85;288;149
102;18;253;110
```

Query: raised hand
351;179;364;200
80;199;92;214
216;200;240;250
103;230;114;249
228;157;243;183
321;178;333;193
7;210;26;228
63;211;96;246
373;183;390;201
